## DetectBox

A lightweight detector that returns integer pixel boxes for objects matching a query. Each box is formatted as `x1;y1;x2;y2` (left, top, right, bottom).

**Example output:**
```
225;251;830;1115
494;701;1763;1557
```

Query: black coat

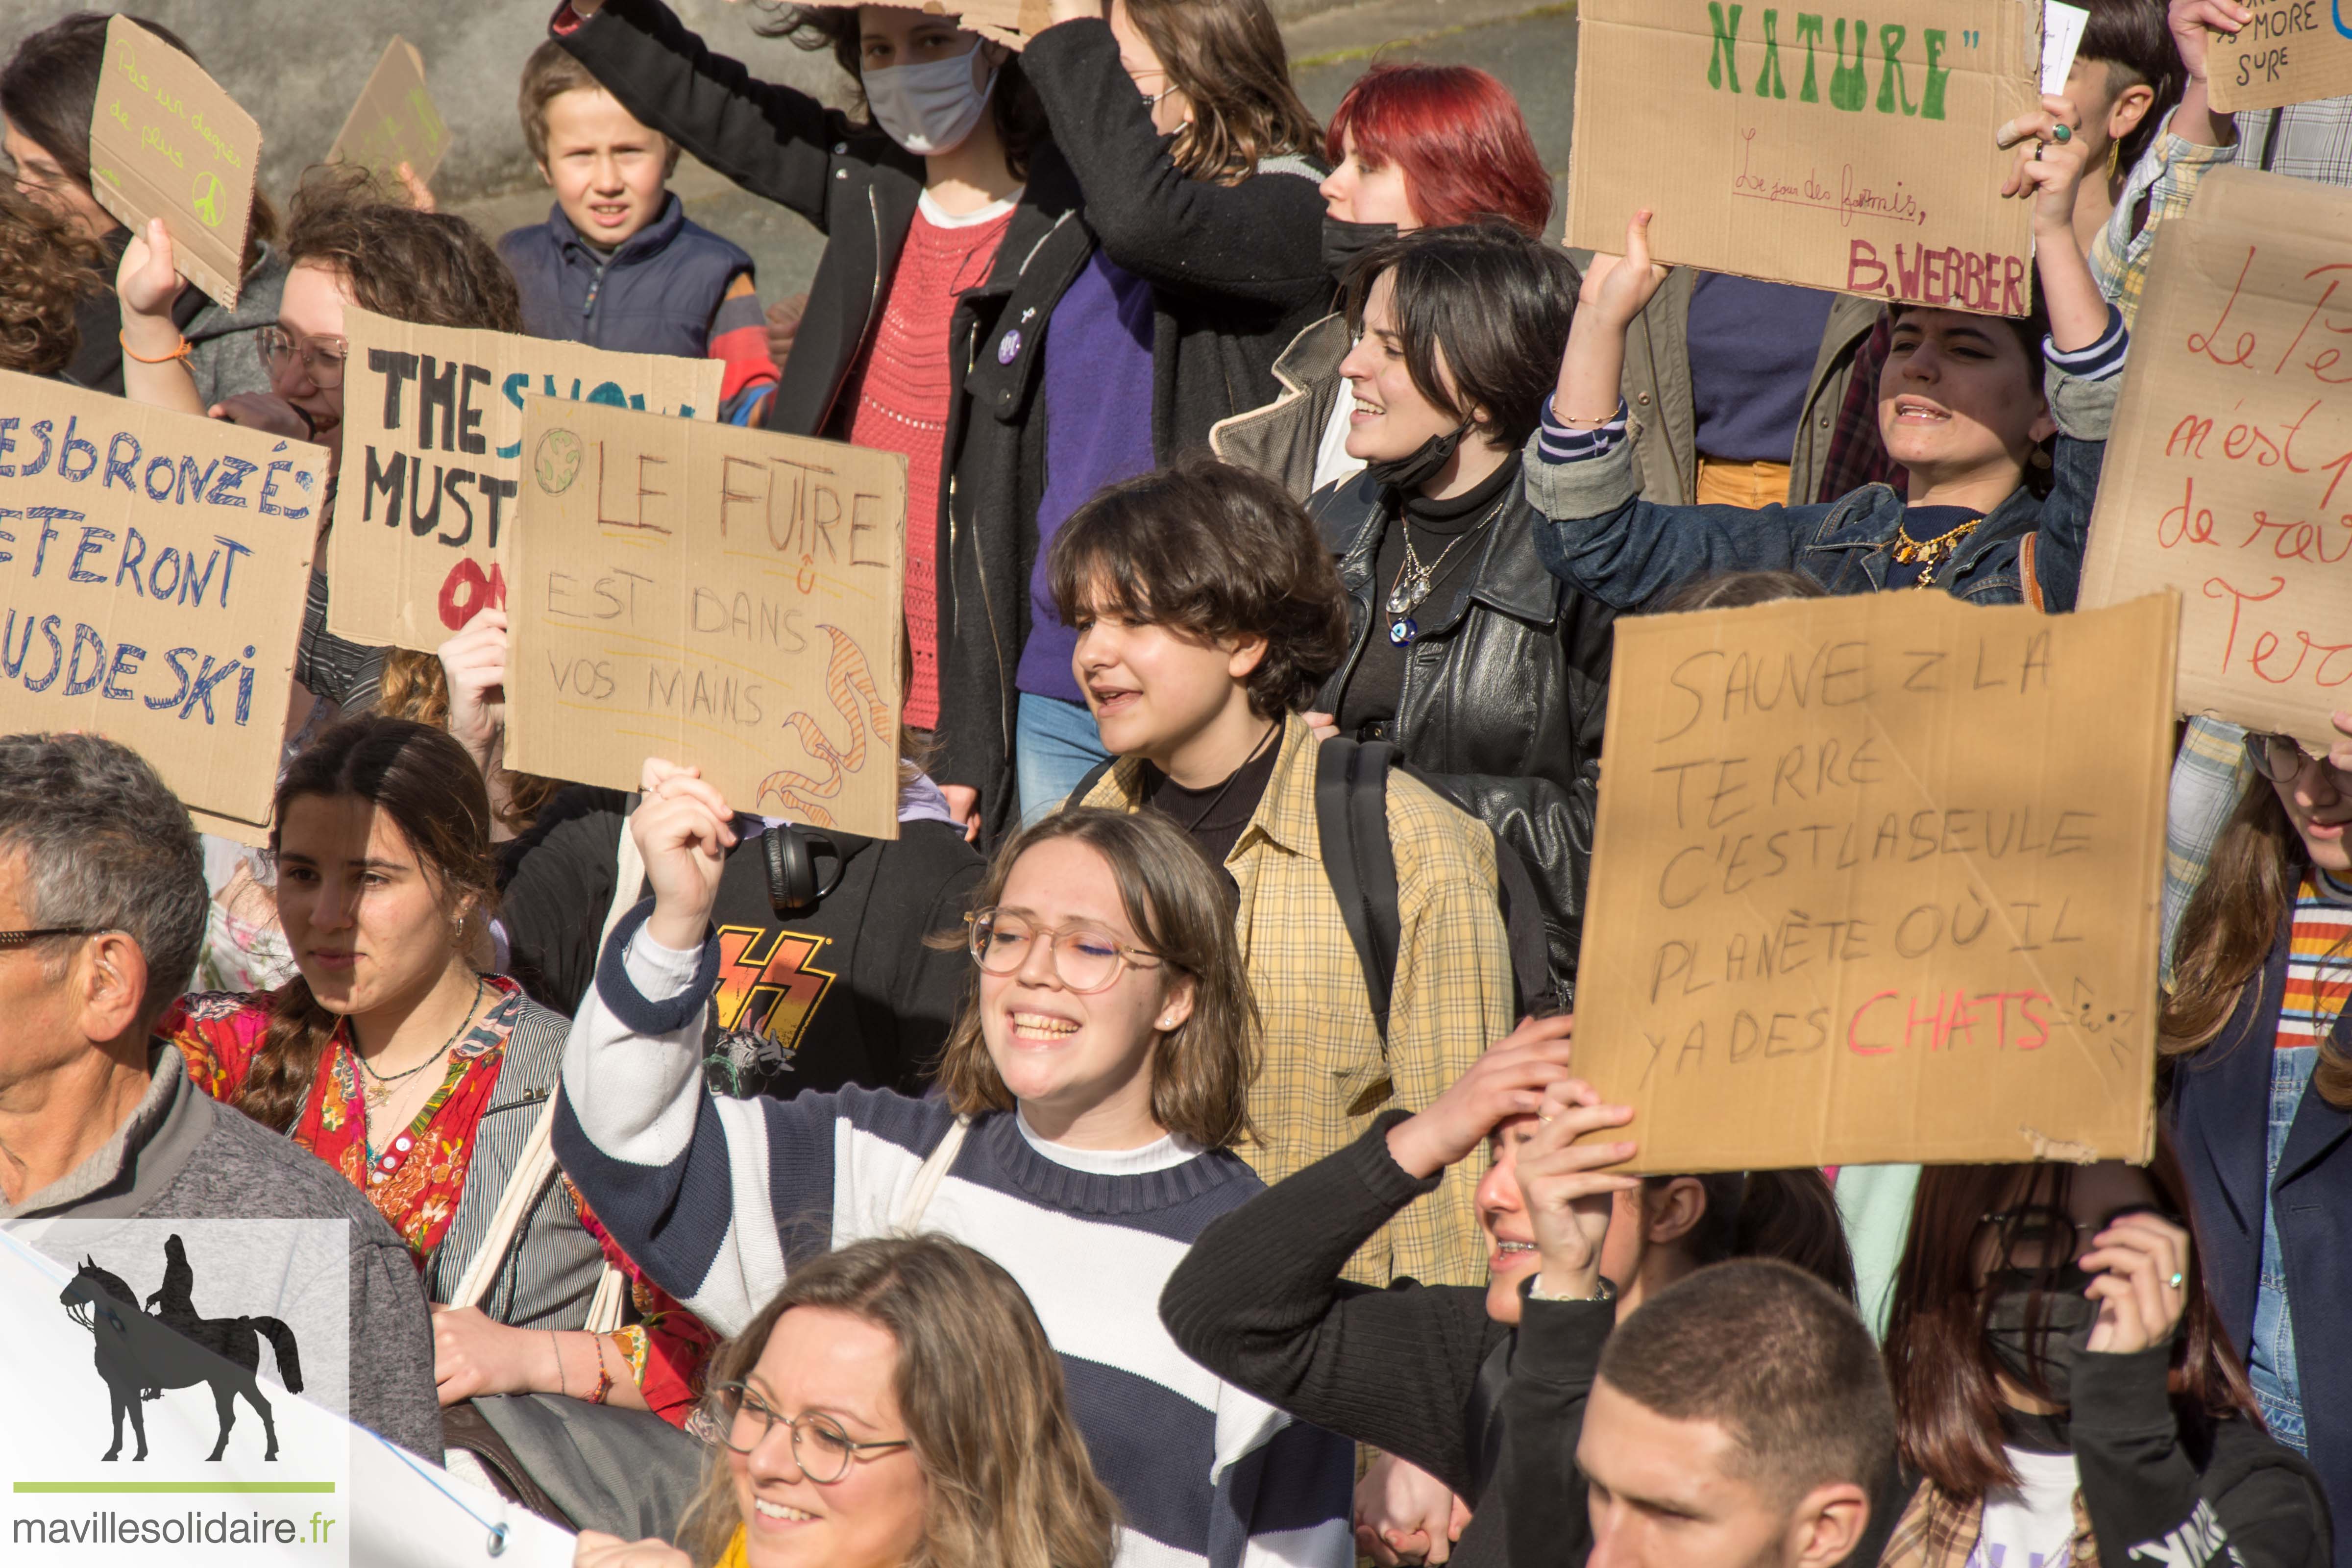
560;5;1329;843
1308;467;1614;994
2166;904;2352;1567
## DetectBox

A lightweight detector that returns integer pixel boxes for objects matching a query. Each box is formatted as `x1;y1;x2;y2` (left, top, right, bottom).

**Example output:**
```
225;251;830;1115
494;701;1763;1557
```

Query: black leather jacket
1309;467;1612;993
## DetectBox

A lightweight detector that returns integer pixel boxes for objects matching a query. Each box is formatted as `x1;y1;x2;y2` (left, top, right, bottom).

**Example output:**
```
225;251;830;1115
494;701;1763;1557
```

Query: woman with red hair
1212;63;1550;498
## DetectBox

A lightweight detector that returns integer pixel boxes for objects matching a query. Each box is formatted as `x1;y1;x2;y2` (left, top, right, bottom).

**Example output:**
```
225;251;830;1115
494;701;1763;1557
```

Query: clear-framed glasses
2243;731;2351;788
707;1381;912;1481
0;927;99;951
256;324;347;390
963;908;1165;995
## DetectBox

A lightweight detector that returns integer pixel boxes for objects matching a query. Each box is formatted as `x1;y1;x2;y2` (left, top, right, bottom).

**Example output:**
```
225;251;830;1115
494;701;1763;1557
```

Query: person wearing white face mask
550;0;1329;846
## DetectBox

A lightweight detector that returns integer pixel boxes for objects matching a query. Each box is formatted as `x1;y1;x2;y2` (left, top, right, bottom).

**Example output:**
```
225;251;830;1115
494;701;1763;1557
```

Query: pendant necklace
1387;492;1510;646
356;976;487;1113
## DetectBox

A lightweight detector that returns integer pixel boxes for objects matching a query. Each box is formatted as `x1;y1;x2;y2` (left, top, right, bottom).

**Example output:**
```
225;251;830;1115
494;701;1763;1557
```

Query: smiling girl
1525;111;2119;610
555;793;1353;1568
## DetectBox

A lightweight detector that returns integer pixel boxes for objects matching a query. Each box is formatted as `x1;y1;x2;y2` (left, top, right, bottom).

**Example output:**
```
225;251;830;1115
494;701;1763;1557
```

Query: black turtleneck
1336;453;1520;739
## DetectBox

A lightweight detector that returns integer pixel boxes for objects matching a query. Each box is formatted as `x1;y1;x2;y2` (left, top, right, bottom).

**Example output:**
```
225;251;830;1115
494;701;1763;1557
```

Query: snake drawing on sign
757;627;891;826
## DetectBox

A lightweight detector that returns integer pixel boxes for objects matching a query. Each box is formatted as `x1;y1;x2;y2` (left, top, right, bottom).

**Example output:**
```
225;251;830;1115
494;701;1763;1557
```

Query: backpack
1073;737;1557;1038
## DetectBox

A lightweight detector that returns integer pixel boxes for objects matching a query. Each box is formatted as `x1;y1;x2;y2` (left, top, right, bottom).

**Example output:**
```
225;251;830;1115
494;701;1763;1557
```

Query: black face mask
1983;1264;2099;1409
1322;215;1399;283
1365;419;1471;495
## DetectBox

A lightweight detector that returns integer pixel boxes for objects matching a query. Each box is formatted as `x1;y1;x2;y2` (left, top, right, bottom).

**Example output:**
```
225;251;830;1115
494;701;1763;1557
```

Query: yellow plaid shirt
1082;713;1515;1286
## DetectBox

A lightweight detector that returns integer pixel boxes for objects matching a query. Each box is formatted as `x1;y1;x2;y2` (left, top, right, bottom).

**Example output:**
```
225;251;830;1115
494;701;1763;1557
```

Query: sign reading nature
0;372;323;831
1570;590;2174;1174
1569;0;2039;313
2080;167;2352;756
327;307;722;652
504;396;907;839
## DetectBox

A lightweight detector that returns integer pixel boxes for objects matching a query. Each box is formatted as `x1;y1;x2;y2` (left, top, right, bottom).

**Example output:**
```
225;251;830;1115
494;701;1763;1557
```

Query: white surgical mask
864;45;998;157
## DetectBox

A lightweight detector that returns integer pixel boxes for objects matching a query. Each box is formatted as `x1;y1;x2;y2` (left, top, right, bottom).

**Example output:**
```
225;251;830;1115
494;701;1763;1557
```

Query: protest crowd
5;1;2352;1567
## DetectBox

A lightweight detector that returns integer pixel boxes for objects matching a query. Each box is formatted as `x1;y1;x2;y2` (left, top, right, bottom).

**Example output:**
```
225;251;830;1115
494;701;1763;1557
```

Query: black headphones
761;825;844;915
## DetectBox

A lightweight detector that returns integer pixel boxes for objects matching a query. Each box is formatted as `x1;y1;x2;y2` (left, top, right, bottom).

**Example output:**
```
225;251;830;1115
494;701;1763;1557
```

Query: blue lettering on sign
494;369;702;459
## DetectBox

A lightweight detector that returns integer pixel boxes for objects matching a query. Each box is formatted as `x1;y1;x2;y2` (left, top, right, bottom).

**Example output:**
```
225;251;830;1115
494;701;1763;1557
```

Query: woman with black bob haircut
1875;1144;2329;1568
1303;221;1613;1003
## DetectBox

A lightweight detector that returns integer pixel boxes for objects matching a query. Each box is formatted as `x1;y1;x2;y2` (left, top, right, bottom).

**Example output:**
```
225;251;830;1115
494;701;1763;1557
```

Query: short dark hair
1344;222;1580;450
1047;454;1350;721
1597;1258;1895;1506
518;40;680;175
0;734;206;1026
2081;0;2187;174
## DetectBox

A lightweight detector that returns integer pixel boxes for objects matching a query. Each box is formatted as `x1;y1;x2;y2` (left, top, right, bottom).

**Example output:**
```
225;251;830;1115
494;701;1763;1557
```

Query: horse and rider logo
57;1234;302;1463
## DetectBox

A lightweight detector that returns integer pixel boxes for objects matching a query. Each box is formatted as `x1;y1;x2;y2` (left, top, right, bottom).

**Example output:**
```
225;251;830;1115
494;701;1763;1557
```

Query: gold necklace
1887;514;1984;588
356;977;486;1110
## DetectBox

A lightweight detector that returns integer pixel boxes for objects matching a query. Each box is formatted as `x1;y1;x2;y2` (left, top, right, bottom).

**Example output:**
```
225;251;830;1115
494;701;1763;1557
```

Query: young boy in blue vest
498;42;779;423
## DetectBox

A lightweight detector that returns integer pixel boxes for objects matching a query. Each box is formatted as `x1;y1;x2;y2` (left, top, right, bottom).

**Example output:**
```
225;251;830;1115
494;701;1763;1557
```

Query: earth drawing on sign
534;428;585;495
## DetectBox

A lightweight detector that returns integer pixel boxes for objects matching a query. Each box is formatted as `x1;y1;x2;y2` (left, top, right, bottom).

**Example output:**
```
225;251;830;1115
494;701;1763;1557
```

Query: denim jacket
1520;361;2119;612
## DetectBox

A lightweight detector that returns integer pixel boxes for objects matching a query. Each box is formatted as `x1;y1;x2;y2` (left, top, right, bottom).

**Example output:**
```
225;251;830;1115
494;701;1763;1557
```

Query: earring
1158;1016;1177;1029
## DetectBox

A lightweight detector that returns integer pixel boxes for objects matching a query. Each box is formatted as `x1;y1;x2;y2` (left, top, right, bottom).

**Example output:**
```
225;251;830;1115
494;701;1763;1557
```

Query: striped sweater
552;901;1354;1568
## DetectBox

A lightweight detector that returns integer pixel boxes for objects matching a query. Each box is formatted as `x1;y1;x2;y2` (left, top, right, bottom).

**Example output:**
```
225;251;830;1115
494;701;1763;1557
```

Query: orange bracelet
118;331;192;365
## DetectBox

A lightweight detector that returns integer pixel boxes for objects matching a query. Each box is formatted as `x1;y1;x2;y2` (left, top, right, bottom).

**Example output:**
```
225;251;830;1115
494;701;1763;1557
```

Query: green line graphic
13;1481;338;1494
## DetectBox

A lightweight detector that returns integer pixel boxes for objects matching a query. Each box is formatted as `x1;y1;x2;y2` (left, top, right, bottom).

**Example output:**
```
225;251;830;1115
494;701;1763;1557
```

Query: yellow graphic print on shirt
712;926;839;1057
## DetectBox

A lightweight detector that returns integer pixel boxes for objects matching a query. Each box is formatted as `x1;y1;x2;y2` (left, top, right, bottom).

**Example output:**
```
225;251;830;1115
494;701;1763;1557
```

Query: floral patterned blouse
160;977;526;1262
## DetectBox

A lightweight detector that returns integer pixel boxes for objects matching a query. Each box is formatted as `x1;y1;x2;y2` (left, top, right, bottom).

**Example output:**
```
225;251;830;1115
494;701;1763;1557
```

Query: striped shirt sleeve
2044;303;2129;382
708;270;781;422
1535;393;1632;466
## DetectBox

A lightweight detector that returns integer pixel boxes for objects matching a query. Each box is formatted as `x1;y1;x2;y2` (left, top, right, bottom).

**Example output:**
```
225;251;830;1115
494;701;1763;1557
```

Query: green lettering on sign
1876;24;1919;114
1708;3;1744;92
1921;28;1950;120
1830;17;1869;111
1795;13;1824;100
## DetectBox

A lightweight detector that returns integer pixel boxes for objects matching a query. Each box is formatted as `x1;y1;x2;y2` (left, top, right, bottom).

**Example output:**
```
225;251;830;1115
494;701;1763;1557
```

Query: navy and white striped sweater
553;903;1353;1568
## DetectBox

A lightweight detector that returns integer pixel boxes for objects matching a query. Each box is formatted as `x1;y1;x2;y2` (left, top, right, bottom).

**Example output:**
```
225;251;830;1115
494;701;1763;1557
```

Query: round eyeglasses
964;908;1166;995
256;325;347;390
708;1381;912;1482
2243;731;2351;788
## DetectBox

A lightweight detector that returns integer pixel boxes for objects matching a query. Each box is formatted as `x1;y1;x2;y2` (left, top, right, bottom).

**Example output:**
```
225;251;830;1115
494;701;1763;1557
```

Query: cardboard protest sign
2079;168;2352;756
326;37;451;190
1570;590;2174;1174
2206;3;2352;113
327;307;723;652
1569;0;2038;314
505;397;906;838
0;371;323;829
839;0;1051;47
84;16;261;309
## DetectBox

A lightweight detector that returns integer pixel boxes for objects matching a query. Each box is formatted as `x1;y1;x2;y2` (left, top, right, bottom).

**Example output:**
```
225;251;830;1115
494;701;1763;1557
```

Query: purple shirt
1017;250;1158;700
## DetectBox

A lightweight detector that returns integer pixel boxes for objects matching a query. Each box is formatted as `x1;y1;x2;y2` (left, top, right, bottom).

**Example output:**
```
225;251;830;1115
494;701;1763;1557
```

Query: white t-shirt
1312;383;1367;495
1972;1447;2082;1568
1015;1111;1202;1175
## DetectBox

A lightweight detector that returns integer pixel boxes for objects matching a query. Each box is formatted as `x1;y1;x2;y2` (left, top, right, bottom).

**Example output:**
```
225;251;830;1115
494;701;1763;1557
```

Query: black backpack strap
1067;757;1117;810
1461;1332;1516;1501
1317;738;1403;1041
1489;831;1561;1015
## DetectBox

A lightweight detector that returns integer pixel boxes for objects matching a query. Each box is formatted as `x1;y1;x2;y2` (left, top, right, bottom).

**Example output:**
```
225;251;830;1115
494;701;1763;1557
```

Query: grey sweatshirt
1;1045;442;1458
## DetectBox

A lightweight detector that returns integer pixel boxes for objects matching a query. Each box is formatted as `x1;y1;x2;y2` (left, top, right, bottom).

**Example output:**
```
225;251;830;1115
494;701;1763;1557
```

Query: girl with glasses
573;1233;1117;1568
1875;1149;2327;1568
556;791;1353;1568
2161;709;2352;1560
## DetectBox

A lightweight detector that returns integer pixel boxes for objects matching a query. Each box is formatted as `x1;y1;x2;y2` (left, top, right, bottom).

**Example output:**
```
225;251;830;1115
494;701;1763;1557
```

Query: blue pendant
1388;617;1417;646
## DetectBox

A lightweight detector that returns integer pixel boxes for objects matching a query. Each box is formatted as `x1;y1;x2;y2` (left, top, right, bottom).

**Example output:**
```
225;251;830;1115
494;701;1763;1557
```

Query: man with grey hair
0;734;441;1458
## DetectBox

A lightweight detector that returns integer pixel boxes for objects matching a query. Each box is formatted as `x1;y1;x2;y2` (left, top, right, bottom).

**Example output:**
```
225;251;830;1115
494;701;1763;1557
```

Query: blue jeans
1016;692;1111;826
2250;1045;2317;1452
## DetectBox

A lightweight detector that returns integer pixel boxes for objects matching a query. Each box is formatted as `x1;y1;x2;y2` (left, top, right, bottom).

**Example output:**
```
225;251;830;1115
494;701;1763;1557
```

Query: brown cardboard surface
326;37;452;189
1570;590;2173;1174
2206;6;2352;112
189;805;274;849
326;307;723;653
0;370;324;826
84;16;261;309
1569;0;2038;314
2079;168;2352;757
504;396;907;838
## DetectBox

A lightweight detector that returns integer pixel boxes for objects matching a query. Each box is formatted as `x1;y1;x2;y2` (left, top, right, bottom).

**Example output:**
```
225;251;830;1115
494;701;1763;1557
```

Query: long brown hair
2161;774;2352;1107
0;186;102;375
374;656;561;836
928;808;1258;1149
239;718;498;1132
679;1235;1121;1568
1123;0;1321;183
1883;1144;2261;1501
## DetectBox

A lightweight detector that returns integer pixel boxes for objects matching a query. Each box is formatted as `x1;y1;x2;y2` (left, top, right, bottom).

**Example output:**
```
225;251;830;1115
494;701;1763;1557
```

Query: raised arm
1022;11;1326;307
558;0;858;225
